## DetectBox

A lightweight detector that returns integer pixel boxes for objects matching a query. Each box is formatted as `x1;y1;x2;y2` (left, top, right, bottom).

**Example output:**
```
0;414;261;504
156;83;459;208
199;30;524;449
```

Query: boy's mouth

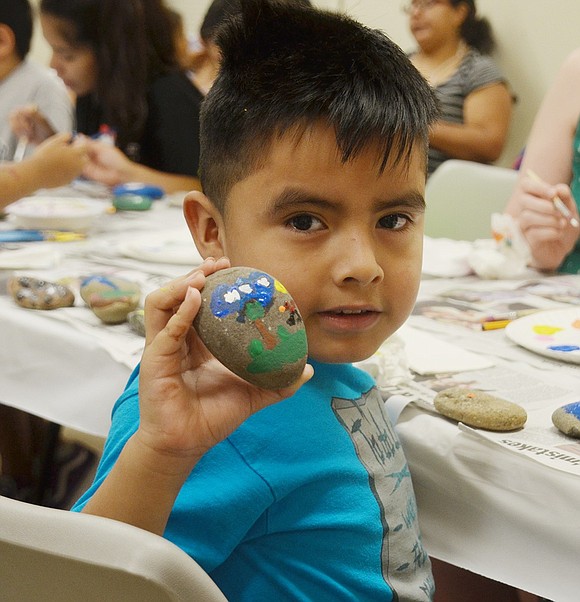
318;307;381;331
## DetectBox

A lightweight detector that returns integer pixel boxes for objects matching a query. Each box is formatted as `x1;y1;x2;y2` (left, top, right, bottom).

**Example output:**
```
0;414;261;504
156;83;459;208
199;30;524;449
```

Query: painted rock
127;309;146;337
193;267;308;389
8;276;75;310
552;401;580;438
434;387;527;431
112;194;152;211
80;275;141;324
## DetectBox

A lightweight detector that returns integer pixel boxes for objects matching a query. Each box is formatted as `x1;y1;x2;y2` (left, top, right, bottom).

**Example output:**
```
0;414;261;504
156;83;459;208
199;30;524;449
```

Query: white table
389;275;580;601
2;211;579;599
0;195;193;436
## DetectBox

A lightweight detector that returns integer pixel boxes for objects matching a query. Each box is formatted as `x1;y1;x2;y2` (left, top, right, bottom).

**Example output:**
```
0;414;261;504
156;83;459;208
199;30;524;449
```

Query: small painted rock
113;194;152;211
434;387;527;431
80;275;140;324
127;309;146;337
193;266;308;389
552;401;580;439
8;276;75;310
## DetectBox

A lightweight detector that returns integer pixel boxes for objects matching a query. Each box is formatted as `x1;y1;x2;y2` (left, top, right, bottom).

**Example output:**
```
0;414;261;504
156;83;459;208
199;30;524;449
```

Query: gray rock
434;387;527;431
127;309;146;337
8;276;75;310
194;267;308;389
552;402;580;438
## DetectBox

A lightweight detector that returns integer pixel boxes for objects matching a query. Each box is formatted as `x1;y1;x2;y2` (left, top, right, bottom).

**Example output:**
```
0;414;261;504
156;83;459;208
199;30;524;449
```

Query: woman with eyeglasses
405;0;513;176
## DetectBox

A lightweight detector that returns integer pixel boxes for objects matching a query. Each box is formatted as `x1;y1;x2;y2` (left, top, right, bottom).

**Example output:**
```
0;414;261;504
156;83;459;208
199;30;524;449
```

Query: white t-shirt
0;59;73;161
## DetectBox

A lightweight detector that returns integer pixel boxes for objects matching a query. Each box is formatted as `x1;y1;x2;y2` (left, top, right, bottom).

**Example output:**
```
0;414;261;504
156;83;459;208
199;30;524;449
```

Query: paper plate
6;196;107;231
505;308;580;364
118;231;203;265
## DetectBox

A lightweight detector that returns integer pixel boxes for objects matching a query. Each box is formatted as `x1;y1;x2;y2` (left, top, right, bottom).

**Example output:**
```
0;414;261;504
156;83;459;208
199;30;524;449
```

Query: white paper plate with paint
118;230;203;265
505;308;580;364
6;196;107;231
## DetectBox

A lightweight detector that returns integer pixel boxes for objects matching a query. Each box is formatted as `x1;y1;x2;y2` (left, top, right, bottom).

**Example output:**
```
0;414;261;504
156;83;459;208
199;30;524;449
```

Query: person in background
169;1;236;96
0;0;72;161
72;0;440;599
504;48;580;274
173;0;312;102
405;0;513;176
0;132;86;208
11;0;201;194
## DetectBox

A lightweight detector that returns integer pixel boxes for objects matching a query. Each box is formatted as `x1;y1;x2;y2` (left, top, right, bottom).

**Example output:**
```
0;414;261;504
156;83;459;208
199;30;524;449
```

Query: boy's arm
82;258;312;535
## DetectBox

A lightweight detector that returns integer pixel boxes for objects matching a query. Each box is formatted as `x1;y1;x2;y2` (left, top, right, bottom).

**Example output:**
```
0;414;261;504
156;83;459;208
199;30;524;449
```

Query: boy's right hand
135;257;313;473
10;104;56;145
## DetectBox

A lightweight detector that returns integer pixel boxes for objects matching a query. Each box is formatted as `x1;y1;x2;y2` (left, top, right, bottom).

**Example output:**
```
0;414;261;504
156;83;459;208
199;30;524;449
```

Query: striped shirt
426;49;507;176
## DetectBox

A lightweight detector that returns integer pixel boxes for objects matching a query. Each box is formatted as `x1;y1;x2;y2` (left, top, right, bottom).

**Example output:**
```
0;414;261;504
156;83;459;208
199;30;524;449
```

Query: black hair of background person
0;0;33;59
39;0;181;151
199;0;439;210
452;0;495;54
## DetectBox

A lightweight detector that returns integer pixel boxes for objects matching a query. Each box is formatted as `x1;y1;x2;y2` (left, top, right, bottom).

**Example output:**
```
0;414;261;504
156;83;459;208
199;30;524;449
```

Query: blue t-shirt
74;361;434;601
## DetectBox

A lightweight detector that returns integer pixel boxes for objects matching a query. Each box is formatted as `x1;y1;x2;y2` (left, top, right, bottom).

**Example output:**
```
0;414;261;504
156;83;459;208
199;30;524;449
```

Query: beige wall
29;0;580;168
341;0;580;167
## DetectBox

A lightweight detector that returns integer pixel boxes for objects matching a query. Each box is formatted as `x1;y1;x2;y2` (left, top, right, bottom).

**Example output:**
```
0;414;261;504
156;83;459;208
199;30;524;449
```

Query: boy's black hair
0;0;33;60
199;0;438;212
200;0;312;47
199;0;241;44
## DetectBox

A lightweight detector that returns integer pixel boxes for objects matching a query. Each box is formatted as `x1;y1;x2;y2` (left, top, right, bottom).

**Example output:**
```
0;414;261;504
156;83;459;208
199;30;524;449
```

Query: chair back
0;494;228;602
424;160;518;240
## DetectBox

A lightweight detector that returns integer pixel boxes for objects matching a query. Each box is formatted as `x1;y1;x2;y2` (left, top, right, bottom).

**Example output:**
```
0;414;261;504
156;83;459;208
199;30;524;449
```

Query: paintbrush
526;169;580;228
13;137;27;162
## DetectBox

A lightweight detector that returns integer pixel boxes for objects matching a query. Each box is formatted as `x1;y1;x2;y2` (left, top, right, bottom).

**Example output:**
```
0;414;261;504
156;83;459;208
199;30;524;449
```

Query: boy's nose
331;235;384;287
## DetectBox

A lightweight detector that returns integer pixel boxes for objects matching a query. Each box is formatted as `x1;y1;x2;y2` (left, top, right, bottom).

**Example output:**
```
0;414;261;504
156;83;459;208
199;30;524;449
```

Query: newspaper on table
377;274;580;477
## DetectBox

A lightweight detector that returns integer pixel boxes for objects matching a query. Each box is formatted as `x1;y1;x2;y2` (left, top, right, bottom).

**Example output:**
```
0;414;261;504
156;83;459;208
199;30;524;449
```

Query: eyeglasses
402;0;446;14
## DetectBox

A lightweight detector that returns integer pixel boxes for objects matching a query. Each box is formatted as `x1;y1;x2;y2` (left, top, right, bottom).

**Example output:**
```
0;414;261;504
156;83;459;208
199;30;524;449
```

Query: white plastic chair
0;494;228;602
424;159;518;240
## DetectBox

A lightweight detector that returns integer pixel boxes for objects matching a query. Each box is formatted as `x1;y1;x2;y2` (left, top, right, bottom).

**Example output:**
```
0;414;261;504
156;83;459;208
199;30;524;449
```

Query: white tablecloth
2;203;579;598
0;196;193;436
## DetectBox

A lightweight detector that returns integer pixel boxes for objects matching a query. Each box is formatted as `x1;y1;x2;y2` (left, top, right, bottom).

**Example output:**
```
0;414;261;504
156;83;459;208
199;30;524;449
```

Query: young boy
0;0;72;160
73;1;438;600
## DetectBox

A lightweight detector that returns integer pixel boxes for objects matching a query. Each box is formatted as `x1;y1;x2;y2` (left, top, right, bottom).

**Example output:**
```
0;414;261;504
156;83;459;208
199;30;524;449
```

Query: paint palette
505;308;580;364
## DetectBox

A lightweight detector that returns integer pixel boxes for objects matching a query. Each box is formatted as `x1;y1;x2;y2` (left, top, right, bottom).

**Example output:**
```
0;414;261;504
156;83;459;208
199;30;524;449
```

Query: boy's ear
183;191;226;259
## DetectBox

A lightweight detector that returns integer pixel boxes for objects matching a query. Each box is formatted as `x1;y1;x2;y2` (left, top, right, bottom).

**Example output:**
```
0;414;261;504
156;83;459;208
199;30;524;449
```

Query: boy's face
186;124;426;364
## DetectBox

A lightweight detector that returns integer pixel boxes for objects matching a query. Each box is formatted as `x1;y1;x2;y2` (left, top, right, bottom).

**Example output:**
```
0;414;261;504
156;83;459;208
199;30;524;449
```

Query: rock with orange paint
193;267;308;389
434;387;527;431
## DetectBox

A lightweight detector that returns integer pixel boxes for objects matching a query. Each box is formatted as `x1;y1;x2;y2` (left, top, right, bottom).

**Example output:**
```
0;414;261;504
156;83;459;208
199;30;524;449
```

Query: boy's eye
378;214;409;230
287;214;324;232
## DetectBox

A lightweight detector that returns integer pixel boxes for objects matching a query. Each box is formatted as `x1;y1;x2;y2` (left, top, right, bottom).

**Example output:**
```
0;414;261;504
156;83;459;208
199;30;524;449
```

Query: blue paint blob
81;275;120;289
563;401;580;419
210;271;274;318
547;345;580;352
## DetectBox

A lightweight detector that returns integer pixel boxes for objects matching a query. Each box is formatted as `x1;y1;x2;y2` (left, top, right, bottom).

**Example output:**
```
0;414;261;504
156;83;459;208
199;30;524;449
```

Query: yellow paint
274;280;288;294
533;324;563;336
